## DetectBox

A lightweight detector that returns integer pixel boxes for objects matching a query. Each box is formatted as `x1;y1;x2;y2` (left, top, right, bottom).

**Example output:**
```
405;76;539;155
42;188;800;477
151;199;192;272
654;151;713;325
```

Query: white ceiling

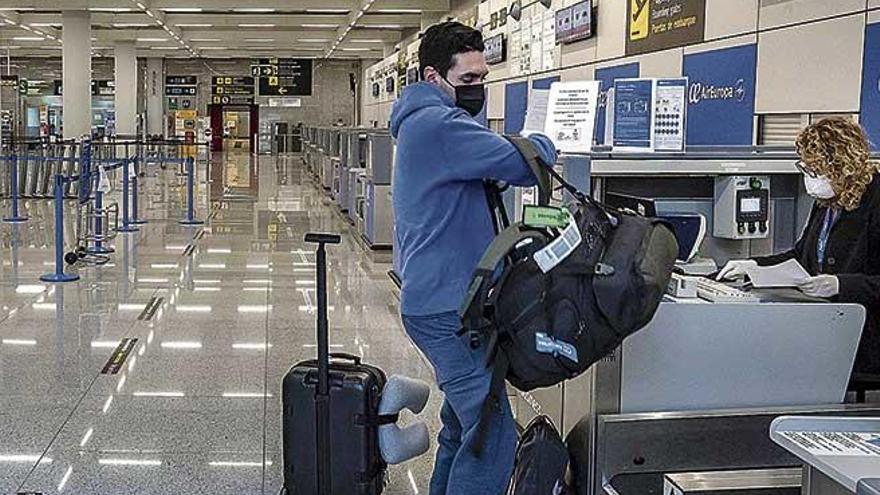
0;0;449;59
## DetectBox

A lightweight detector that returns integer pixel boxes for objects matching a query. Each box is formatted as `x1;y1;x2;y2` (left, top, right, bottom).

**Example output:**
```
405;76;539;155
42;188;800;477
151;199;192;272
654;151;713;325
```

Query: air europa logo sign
688;78;746;105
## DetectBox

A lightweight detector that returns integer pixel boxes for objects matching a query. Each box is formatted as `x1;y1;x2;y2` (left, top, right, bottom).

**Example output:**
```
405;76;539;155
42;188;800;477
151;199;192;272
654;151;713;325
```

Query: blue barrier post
40;174;79;283
179;156;204;226
129;154;149;225
4;153;28;223
131;150;147;225
88;167;113;254
118;157;138;233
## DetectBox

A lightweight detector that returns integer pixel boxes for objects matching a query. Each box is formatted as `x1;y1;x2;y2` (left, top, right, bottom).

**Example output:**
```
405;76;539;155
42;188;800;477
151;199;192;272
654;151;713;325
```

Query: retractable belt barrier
0;136;211;283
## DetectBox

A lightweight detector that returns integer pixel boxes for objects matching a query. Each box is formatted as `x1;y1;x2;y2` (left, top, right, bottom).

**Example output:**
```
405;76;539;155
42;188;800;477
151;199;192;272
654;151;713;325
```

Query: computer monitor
659;214;707;262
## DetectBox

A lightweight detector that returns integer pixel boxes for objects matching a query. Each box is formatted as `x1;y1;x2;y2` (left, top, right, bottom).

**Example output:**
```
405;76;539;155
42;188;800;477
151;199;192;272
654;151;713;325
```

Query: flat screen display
740;197;762;213
484;34;506;65
557;1;593;45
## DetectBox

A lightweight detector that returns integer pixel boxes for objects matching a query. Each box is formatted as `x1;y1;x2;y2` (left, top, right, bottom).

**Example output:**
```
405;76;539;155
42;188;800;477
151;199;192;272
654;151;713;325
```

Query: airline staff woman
719;118;880;379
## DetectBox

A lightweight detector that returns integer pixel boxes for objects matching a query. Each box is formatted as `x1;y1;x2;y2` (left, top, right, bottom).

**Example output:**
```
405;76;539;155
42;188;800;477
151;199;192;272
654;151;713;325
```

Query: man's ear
423;66;440;83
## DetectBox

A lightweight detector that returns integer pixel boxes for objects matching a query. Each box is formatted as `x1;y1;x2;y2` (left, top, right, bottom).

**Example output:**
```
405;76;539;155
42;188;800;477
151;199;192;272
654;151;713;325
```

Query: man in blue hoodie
391;21;557;495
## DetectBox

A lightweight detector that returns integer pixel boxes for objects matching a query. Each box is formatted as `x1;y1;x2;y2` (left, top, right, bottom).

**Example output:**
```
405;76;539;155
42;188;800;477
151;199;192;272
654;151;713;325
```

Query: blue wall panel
682;44;757;146
504;81;529;135
595;63;641;145
860;23;880;151
532;76;561;90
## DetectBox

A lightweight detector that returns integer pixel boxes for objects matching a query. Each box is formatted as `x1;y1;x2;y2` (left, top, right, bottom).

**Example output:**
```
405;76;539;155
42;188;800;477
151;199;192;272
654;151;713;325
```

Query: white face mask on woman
804;174;836;199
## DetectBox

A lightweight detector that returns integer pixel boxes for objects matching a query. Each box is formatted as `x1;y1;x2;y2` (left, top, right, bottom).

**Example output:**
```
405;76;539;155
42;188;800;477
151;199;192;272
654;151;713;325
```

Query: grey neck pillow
378;375;432;465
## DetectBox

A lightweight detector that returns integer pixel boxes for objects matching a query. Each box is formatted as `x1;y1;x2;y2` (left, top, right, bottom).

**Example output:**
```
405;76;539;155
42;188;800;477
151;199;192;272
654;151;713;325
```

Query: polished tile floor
0;153;439;494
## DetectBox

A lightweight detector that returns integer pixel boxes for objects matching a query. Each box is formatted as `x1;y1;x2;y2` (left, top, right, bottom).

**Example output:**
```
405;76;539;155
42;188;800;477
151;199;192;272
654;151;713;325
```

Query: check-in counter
771;416;880;495
510;291;880;495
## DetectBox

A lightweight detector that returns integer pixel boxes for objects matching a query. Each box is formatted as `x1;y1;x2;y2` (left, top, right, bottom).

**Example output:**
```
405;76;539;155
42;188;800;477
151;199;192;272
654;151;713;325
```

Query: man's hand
798;275;840;298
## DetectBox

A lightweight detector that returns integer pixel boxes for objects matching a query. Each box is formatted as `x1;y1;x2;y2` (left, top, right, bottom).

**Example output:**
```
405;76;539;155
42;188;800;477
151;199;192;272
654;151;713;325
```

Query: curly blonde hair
796;118;878;211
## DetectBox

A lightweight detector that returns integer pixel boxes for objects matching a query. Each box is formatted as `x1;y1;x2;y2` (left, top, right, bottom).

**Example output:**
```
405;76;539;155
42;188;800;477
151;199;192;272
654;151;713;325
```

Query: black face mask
445;77;486;117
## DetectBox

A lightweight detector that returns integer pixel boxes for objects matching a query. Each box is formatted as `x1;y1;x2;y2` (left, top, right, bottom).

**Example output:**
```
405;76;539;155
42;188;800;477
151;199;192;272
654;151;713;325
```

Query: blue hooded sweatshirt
391;82;557;317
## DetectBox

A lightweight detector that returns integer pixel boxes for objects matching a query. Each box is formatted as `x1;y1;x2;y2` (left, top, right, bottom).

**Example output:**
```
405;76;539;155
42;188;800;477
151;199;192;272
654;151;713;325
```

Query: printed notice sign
613;78;656;152
543;81;600;154
654;78;688;152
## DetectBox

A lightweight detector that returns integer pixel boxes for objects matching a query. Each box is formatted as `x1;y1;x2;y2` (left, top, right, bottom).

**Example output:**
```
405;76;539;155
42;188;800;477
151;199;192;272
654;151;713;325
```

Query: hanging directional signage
166;75;197;86
166;86;197;96
92;80;115;96
254;58;313;97
166;75;198;96
211;95;255;105
0;75;18;87
626;0;706;56
212;75;255;97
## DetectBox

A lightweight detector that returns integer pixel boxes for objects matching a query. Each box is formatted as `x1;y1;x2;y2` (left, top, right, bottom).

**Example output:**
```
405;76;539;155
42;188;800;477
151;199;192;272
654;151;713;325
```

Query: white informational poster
542;10;557;71
522;89;551;135
519;22;532;75
530;14;544;74
508;28;522;78
543;81;601;154
653;77;688;152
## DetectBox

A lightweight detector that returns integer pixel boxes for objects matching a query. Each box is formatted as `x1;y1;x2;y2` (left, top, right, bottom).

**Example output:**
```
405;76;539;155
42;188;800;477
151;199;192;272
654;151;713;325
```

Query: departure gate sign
626;0;706;56
253;58;313;97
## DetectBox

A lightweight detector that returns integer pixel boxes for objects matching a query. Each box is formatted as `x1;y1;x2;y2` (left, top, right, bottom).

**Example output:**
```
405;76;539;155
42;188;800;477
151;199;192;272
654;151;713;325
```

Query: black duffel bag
460;137;678;453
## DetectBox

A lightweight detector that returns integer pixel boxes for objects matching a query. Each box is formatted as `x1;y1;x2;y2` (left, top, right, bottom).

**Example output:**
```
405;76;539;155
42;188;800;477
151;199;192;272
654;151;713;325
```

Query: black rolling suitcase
282;233;388;495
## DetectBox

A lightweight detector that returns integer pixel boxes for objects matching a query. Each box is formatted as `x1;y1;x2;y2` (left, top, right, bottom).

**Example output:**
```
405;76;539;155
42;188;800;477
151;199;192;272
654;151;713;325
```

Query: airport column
420;11;445;31
114;41;137;139
145;58;164;137
62;10;91;140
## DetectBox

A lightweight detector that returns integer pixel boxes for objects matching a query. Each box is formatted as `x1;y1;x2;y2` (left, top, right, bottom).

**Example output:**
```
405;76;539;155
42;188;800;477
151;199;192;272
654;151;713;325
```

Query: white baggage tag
533;210;582;273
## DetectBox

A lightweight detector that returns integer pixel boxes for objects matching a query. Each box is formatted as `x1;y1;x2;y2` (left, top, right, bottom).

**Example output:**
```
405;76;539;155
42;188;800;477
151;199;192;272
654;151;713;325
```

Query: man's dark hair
419;21;485;79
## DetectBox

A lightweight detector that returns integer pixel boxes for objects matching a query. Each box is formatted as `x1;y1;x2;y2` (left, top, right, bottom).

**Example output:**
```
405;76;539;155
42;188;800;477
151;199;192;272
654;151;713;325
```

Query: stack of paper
744;259;811;288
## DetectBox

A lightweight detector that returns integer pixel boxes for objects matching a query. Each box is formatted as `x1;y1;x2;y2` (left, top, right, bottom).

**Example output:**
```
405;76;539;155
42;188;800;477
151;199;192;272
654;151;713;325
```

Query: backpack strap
459;225;549;332
483;180;510;234
471;349;510;457
505;135;552;207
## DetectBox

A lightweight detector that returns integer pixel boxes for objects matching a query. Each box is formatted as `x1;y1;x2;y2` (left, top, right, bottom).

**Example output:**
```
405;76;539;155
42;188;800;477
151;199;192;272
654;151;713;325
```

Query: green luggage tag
522;205;570;229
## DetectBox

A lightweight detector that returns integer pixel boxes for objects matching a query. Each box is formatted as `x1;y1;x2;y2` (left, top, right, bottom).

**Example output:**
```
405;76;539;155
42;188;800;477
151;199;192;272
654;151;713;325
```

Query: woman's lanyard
817;207;840;271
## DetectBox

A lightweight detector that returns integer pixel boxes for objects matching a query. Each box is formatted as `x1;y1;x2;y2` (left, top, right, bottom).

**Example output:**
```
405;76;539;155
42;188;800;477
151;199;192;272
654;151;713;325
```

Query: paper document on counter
744;259;811;288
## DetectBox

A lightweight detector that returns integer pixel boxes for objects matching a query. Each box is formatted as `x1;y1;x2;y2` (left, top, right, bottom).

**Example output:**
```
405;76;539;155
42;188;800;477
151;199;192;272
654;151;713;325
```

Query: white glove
798;275;840;298
716;259;757;281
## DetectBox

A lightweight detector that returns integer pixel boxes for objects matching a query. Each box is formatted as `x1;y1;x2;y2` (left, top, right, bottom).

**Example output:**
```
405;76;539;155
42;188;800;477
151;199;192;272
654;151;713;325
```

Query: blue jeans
402;311;517;495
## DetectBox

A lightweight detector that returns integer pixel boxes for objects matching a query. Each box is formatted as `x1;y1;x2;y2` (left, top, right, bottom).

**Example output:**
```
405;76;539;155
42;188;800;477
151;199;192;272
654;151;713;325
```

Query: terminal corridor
0;153;438;494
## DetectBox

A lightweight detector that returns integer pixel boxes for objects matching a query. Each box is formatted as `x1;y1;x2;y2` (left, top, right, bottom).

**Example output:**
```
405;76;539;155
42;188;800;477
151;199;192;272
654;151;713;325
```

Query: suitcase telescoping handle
304;232;341;495
329;352;362;365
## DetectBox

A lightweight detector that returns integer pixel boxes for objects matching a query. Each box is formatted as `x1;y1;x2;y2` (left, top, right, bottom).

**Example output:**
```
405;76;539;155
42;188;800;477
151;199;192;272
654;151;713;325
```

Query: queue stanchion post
88;166;114;254
131;144;147;225
40;174;79;283
179;156;204;226
4;152;28;223
118;155;138;233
